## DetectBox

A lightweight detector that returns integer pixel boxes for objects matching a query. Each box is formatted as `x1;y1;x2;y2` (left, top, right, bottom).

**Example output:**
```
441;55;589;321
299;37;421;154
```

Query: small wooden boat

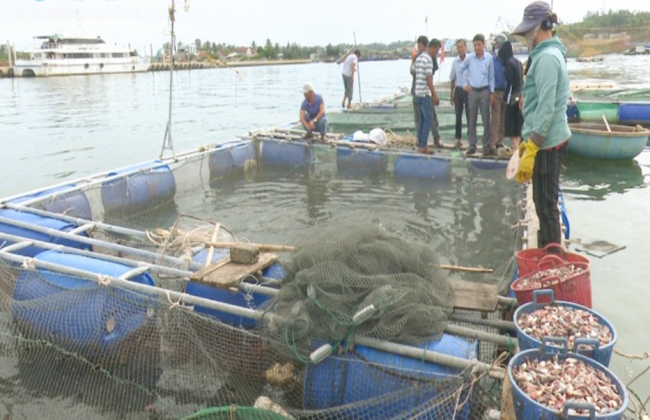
568;123;650;160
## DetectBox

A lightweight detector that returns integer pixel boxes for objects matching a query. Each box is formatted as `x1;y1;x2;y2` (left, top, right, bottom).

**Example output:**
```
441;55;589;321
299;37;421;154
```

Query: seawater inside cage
0;141;522;420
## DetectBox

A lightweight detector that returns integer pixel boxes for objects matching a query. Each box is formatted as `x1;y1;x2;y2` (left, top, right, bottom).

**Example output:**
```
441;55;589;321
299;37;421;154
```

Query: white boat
14;35;150;77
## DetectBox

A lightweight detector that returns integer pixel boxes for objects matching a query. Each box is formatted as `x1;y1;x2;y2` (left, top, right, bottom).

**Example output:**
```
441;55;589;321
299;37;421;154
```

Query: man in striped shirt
411;37;439;154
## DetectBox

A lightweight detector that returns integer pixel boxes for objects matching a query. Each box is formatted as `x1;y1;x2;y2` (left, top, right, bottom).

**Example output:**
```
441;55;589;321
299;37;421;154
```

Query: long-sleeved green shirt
522;37;572;150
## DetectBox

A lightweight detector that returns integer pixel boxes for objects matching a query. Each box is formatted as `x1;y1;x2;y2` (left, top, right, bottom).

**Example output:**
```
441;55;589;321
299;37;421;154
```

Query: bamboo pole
435;264;493;273
354;31;362;103
444;324;516;347
205;241;294;253
204;223;221;267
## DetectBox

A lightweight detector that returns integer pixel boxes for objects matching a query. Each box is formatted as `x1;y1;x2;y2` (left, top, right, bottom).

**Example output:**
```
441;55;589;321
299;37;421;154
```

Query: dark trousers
453;87;469;140
532;143;568;248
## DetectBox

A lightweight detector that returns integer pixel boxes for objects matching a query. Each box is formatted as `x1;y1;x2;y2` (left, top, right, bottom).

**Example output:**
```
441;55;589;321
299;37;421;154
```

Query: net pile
263;224;455;360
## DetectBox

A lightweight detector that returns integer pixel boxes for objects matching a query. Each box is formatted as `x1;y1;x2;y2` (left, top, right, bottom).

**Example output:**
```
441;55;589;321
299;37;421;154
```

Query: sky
3;0;650;51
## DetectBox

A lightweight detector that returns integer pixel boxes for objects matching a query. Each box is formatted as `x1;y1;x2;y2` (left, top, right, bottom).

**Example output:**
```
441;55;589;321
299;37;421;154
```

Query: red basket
516;243;590;277
510;256;592;308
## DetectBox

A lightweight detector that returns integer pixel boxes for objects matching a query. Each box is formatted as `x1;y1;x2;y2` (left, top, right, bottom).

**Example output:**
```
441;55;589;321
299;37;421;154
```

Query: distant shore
225;59;311;68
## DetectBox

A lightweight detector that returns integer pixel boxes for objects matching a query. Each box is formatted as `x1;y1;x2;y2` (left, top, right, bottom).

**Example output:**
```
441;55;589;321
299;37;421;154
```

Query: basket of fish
510;255;592;308
516;243;590;277
508;337;628;420
514;290;617;367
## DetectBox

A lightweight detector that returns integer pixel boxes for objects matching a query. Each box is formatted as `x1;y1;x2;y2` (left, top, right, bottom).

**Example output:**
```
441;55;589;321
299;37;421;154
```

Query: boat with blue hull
568;123;650;160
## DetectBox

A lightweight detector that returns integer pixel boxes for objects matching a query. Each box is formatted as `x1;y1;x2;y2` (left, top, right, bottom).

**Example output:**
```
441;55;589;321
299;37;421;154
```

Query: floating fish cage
0;109;569;419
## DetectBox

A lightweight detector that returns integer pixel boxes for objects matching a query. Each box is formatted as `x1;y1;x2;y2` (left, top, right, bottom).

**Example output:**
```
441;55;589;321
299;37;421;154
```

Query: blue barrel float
304;334;478;419
336;147;389;178
514;290;616;366
508;339;628;420
184;248;284;328
0;209;92;257
618;103;650;126
566;103;580;122
393;154;451;180
101;160;176;214
467;158;508;172
259;139;314;169
9;185;92;220
208;141;257;177
12;250;157;357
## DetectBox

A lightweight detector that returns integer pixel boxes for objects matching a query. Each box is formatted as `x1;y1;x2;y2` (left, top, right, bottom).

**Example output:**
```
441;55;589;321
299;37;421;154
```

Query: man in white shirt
341;50;361;109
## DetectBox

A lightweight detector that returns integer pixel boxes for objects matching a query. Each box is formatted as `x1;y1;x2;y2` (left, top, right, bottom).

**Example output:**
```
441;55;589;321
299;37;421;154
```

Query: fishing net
261;223;454;360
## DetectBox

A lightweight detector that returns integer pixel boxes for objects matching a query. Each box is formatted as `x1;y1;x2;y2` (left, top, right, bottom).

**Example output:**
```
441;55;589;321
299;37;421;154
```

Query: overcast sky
3;0;650;51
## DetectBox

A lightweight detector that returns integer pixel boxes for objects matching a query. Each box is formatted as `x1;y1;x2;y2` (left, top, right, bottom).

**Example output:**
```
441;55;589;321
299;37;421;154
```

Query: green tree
202;40;211;52
195;38;202;51
251;41;257;50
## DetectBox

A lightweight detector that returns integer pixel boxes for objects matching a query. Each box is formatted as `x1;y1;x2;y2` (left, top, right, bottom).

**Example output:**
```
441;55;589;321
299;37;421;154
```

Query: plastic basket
510;255;592;308
508;338;628;420
516;243;590;277
514;290;617;366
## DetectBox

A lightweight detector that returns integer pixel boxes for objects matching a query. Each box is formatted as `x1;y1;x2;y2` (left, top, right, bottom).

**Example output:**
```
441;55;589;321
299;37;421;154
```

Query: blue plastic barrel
0;209;92;257
184;249;283;328
208;142;257;177
468;159;508;171
12;250;157;352
10;185;92;220
508;339;628;420
259;140;314;168
336;148;389;177
618;103;650;125
101;160;176;214
304;334;478;419
393;154;451;180
514;290;616;366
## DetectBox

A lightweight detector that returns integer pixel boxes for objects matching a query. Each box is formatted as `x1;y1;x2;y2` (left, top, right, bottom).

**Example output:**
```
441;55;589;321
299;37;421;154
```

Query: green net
262;223;455;361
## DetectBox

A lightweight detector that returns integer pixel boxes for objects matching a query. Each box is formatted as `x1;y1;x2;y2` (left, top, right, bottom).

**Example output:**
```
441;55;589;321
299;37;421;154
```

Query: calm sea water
1;55;650;414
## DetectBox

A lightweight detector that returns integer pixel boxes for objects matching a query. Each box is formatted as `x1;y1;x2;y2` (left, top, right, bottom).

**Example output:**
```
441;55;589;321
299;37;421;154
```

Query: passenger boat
14;35;150;77
568;123;649;159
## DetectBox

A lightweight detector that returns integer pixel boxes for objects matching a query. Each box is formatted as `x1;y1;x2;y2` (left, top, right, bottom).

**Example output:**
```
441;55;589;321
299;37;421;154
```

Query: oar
602;114;612;132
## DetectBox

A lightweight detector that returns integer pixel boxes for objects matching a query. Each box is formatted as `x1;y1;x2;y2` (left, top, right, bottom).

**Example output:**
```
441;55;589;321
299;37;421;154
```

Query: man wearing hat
300;83;329;141
512;1;571;249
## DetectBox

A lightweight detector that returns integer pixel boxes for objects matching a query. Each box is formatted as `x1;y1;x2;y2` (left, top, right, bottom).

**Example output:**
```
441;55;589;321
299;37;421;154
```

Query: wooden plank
451;280;498;312
500;374;516;420
198;253;277;289
190;257;231;281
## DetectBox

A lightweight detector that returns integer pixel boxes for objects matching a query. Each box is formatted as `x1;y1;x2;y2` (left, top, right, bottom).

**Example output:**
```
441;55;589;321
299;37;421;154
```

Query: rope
21;258;36;270
166;290;187;310
97;275;111;287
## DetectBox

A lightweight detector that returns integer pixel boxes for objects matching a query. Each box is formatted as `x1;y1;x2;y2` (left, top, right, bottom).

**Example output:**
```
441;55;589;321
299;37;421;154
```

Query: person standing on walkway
341;50;360;109
499;41;524;151
411;37;442;147
450;39;469;149
487;34;508;155
412;36;436;154
512;1;570;248
460;34;495;155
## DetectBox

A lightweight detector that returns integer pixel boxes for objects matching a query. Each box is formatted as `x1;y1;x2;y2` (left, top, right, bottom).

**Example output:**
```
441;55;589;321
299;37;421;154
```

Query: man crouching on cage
300;83;329;142
512;1;571;249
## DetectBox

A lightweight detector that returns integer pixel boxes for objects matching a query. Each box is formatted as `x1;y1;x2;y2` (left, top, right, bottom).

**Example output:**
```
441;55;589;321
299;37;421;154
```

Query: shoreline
225;59;311;68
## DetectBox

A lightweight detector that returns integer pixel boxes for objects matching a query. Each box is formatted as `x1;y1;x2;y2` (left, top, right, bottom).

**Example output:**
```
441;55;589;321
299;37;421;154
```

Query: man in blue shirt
450;39;469;150
459;34;495;155
300;83;329;141
488;34;508;155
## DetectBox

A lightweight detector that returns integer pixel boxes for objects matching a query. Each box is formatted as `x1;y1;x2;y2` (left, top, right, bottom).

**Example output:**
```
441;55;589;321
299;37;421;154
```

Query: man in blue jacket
512;1;571;249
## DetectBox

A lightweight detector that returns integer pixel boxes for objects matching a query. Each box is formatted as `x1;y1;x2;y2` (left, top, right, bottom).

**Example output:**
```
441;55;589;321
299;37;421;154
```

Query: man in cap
487;33;508;155
300;83;329;141
341;50;361;109
512;1;571;249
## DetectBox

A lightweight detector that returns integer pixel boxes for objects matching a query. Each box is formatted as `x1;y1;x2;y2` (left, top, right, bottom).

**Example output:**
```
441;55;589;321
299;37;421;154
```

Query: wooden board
451;280;499;312
192;253;277;289
500;374;516;420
